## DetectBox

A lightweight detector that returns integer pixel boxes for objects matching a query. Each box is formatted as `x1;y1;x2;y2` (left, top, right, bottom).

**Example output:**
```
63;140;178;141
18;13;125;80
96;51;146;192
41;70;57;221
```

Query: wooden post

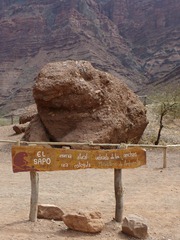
114;145;123;222
144;95;147;106
29;144;39;222
29;171;39;222
11;114;14;125
114;169;123;222
163;146;167;168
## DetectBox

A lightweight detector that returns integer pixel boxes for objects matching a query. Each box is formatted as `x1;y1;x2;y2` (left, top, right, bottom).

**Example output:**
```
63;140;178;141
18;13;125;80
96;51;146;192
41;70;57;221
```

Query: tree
151;88;180;145
154;101;178;145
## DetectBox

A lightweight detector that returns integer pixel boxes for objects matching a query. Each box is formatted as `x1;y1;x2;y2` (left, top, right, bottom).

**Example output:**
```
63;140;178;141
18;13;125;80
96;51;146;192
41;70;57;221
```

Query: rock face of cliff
101;0;180;81
0;0;179;113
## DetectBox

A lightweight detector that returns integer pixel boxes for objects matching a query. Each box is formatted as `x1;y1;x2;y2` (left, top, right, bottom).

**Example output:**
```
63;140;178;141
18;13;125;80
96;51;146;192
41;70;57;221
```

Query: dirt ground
0;125;179;240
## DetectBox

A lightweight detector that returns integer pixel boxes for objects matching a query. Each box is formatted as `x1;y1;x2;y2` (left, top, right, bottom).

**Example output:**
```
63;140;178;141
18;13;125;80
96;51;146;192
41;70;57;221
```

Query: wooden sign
12;146;146;173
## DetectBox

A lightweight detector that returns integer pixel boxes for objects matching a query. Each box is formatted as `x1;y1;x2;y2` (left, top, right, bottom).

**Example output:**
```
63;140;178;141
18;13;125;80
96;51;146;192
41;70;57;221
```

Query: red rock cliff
0;0;179;113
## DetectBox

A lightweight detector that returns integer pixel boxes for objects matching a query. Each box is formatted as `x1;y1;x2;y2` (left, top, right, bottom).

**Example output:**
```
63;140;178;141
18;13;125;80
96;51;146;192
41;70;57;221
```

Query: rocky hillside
0;0;179;114
101;0;180;80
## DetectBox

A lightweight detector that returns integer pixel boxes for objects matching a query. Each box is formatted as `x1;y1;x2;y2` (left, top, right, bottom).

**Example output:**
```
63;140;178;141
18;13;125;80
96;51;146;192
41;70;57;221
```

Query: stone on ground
62;211;104;233
122;214;148;239
13;125;26;134
37;204;64;221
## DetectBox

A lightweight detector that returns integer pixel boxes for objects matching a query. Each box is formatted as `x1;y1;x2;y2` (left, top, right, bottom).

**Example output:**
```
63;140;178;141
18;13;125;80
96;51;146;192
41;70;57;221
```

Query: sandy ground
0;125;179;240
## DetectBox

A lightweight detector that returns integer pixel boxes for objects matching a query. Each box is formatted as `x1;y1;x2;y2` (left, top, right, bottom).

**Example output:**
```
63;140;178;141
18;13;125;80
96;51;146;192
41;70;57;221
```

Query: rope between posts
0;139;180;148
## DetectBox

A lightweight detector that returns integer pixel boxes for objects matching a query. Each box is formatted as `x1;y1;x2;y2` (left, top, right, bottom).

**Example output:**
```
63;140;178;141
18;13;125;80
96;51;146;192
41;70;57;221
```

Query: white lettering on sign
98;162;114;167
123;152;137;158
37;151;46;158
95;154;109;161
34;158;51;165
74;161;91;169
110;153;121;160
77;153;88;160
59;154;72;159
61;163;69;168
34;151;51;165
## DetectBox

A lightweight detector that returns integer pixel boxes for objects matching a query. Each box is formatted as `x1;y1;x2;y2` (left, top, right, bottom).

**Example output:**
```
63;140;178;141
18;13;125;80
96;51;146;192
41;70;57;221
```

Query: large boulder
25;60;148;143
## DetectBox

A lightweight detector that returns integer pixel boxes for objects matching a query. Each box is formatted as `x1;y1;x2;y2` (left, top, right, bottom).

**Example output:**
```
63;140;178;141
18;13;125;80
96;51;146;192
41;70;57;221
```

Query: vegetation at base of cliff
140;88;180;145
0;118;10;126
0;116;19;126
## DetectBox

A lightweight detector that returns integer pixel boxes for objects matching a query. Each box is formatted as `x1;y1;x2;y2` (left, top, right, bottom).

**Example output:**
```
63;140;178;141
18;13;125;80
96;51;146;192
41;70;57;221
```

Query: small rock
62;211;104;233
37;204;64;220
13;125;26;134
122;214;148;239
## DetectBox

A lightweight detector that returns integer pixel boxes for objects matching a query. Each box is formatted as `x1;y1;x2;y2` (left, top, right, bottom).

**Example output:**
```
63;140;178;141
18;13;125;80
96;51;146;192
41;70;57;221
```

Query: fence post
11;114;14;125
29;171;39;222
114;169;123;222
114;145;123;222
29;144;39;222
163;146;167;168
143;95;147;106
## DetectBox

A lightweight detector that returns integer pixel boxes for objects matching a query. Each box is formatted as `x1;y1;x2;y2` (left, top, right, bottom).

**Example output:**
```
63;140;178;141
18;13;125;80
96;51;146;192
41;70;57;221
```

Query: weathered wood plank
12;146;146;172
